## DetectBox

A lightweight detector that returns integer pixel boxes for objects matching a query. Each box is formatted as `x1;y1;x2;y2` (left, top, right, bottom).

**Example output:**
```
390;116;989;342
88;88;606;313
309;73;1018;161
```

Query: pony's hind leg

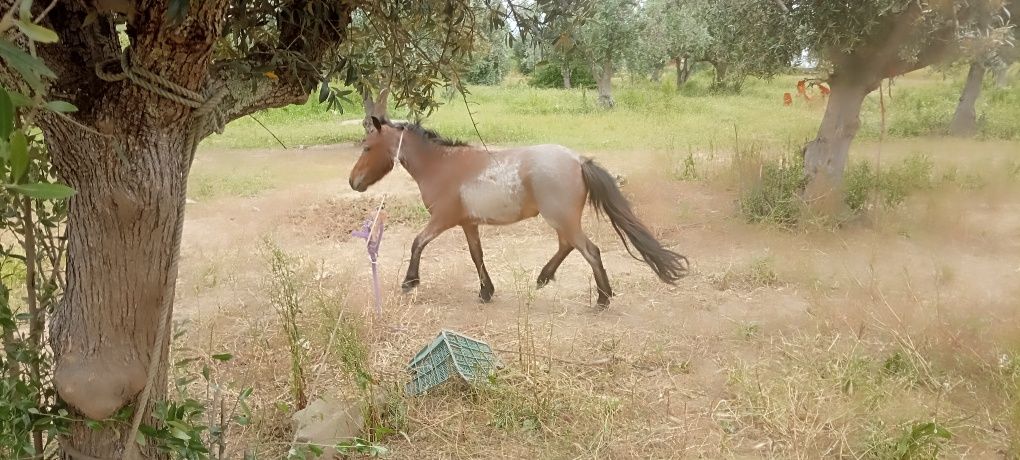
570;232;613;309
537;232;573;288
462;224;495;302
402;219;453;293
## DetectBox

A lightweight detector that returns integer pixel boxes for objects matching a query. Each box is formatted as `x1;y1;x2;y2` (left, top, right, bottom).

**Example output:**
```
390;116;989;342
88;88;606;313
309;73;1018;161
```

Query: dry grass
172;131;1020;458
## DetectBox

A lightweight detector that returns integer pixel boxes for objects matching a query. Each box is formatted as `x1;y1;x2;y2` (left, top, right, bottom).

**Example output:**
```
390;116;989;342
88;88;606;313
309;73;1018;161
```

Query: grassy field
205;68;1020;153
178;67;1020;459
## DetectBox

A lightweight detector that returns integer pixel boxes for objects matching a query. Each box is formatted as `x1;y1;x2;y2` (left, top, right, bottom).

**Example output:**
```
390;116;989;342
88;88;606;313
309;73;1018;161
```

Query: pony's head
349;116;400;192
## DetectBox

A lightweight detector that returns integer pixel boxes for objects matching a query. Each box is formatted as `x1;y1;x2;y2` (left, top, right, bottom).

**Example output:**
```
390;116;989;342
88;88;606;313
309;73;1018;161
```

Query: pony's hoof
595;299;611;310
401;278;420;293
536;276;553;289
478;284;494;303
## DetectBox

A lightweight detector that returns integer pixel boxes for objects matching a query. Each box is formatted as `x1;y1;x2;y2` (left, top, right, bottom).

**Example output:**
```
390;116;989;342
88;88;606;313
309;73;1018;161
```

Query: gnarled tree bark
949;60;986;137
802;74;871;211
0;1;355;458
674;56;690;90
801;1;954;211
593;60;614;108
560;61;573;89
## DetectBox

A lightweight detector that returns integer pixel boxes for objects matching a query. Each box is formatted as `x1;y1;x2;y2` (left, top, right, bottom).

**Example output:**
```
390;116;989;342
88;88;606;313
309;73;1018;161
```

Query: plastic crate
405;330;499;395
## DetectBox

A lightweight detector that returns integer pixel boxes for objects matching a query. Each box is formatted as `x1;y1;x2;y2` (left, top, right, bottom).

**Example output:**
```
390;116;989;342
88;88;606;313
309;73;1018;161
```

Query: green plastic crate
406;330;500;395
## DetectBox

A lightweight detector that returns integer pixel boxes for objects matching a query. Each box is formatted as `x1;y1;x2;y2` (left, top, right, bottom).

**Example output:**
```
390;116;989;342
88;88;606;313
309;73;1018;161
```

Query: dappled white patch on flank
460;159;523;224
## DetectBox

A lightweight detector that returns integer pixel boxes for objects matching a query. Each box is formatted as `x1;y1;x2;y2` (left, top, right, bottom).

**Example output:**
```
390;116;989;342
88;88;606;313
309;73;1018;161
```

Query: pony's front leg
402;219;453;293
462;224;495;302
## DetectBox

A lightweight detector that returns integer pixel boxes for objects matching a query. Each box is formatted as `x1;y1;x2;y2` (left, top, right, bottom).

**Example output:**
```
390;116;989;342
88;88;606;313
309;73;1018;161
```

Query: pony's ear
371;116;383;132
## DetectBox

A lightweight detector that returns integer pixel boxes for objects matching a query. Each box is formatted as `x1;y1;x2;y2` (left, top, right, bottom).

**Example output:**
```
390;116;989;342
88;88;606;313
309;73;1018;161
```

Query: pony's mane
385;119;468;147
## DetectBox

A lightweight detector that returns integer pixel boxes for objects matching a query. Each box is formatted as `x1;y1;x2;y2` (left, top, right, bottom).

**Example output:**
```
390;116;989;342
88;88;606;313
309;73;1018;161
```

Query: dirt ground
175;141;1020;459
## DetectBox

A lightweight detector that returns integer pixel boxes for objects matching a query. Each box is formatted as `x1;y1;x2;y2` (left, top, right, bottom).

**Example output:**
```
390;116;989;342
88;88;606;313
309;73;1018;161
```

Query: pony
348;116;688;308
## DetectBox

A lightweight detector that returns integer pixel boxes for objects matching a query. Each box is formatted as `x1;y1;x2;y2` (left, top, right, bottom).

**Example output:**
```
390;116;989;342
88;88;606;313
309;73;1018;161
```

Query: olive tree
632;0;710;88
0;0;522;457
743;0;1006;206
575;0;638;107
948;2;1017;136
524;0;591;89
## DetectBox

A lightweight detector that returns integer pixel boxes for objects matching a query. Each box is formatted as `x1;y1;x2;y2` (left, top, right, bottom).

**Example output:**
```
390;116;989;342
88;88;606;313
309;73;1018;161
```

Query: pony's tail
580;158;690;284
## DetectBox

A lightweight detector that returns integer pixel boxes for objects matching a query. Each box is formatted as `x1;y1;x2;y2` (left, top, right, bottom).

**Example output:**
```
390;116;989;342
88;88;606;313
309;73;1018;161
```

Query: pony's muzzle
350;174;367;192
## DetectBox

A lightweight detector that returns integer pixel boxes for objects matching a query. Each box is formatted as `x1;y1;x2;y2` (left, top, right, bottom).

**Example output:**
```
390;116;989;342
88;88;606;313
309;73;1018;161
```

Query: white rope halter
394;130;405;164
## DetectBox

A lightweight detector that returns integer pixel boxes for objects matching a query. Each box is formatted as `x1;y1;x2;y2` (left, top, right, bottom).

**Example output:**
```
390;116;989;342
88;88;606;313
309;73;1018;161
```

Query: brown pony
349;117;688;308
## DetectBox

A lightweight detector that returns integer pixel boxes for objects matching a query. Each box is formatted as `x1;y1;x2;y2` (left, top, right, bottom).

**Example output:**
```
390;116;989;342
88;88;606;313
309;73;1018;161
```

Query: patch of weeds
882;351;911;378
879;153;934;208
1007;160;1020;181
864;420;953;460
261;240;309;410
997;351;1020;456
673;153;700;181
194;263;220;293
738;323;761;340
842;154;939;216
746;257;779;287
712;256;780;291
479;373;548;432
845;160;876;214
634;339;693;374
737;152;807;227
722;333;961;456
162;335;254;460
389;200;430;227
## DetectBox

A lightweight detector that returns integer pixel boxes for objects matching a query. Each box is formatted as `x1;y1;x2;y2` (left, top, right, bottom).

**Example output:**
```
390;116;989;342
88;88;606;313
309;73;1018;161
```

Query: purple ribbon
352;215;385;315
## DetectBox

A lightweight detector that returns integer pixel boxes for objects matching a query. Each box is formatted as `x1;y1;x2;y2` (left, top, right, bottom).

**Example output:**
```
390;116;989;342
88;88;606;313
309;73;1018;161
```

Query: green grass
203;67;1020;152
188;170;275;200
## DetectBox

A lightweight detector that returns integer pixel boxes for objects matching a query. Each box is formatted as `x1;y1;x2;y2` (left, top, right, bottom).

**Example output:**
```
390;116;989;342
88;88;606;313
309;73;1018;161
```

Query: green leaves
44;100;77;113
15;21;58;43
4;183;77;200
9;131;28;182
0;88;13;141
0;40;57;93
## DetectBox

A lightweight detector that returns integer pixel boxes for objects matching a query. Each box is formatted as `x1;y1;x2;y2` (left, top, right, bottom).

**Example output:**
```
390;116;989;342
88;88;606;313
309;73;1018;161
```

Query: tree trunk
949;61;986;137
650;65;663;83
16;1;355;457
42;115;190;458
711;61;728;88
561;62;573;89
594;61;614;108
675;56;690;90
802;76;872;211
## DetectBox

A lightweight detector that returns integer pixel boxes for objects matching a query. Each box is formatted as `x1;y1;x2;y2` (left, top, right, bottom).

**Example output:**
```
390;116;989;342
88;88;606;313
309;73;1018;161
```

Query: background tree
523;0;591;89
948;2;1017;137
463;26;513;86
741;0;1006;207
634;0;710;89
575;0;638;107
0;1;527;457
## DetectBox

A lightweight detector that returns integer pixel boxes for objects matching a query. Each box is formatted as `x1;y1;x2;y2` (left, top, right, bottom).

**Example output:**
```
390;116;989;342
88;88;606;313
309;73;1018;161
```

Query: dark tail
580;158;689;284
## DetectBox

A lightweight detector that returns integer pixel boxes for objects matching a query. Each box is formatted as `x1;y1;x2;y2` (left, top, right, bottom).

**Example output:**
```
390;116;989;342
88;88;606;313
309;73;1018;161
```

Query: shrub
464;52;510;86
528;62;596;89
738;153;808;227
878;153;934;208
844;161;877;213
